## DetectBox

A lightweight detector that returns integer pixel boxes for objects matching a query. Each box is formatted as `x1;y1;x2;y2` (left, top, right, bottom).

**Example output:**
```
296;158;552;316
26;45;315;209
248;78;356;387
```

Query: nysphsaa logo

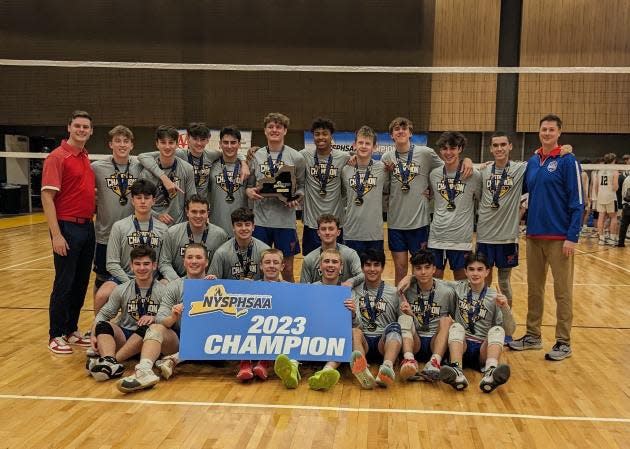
189;284;272;318
547;160;558;173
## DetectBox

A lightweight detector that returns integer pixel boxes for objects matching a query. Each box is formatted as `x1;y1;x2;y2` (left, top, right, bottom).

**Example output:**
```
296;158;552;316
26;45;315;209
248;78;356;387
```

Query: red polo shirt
41;140;95;219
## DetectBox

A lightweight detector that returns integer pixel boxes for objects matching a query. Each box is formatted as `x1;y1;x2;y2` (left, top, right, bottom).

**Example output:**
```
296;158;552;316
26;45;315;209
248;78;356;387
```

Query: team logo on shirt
127;296;159;321
194;164;212;188
105;173;138;201
437;178;465;202
392;162;419;185
309;163;339;183
215;173;243;194
348;174;378;196
154;177;181;208
547;160;558;173
231;262;259;280
127;231;161;248
260;161;285;177
189;284;272;318
358;293;387;321
458;297;489;329
409;301;441;323
485;174;514;198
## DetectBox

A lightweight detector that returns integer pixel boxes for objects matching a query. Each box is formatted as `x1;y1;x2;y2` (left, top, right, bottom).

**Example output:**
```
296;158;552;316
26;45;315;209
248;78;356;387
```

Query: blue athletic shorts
430;248;470;270
415;335;433;362
364;334;383;362
476;243;519;269
301;225;344;256
253;226;301;256
388;226;429;253
344;240;384;255
121;326;148;340
462;338;484;371
93;243;110;278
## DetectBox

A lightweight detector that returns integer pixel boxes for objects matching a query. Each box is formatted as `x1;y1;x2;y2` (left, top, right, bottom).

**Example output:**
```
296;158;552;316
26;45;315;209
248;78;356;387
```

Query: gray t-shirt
155;276;185;330
477;161;527;244
428;166;482;250
381;145;443;230
95;279;166;331
352;282;400;337
448;281;515;340
208;237;270;280
299;244;364;287
92;157;144;244
404;278;457;337
301;148;350;229
209;159;250;236
158;221;229;281
138;148;221;199
342;161;390;241
106;215;169;282
248;145;306;229
140;155;197;226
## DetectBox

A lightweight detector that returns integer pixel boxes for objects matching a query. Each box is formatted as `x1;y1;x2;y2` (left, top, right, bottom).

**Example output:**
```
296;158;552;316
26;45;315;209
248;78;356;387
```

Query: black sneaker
90;356;124;381
479;364;511;393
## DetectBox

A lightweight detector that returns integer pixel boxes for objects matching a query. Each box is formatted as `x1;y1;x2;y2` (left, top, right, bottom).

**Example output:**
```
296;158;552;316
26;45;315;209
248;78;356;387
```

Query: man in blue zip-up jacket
509;114;584;361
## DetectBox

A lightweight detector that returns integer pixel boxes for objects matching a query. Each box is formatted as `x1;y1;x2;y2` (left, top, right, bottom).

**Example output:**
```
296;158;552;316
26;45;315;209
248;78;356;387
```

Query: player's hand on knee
137;315;155;326
51;234;69;256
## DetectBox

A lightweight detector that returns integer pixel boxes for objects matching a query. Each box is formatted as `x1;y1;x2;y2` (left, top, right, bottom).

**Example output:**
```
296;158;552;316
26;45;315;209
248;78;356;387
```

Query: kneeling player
348;249;402;388
117;243;209;393
398;249;457;381
273;248;355;391
439;252;516;393
237;249;285;381
87;246;166;381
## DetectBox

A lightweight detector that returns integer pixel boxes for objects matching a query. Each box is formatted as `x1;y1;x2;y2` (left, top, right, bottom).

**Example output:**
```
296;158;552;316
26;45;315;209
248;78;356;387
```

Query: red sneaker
65;331;91;347
237;360;254;381
253;361;270;380
48;337;73;354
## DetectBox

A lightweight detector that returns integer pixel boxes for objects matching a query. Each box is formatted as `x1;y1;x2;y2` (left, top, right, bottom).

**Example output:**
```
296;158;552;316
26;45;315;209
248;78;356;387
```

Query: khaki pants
526;238;574;344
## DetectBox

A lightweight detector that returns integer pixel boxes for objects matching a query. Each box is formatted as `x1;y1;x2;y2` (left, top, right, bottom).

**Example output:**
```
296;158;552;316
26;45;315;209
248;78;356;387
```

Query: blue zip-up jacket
524;147;584;243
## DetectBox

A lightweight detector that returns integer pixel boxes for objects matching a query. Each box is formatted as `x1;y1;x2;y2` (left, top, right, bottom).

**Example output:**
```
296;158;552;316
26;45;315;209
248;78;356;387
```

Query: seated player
117;243;209;393
159;194;228;281
398;249;457;382
347;249;403;388
93;179;168;315
139;125;196;226
274;248;355;391
87;246;166;381
341;126;390;253
438;252;516;393
237;248;285;382
300;213;363;286
208;208;270;280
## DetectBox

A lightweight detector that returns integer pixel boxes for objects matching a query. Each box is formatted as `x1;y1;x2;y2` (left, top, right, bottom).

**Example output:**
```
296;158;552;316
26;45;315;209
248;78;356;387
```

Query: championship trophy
257;165;298;203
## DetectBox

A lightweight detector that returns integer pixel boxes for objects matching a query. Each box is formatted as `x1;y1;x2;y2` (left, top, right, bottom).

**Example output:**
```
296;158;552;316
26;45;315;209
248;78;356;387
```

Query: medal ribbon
443;160;463;208
396;145;414;188
187;152;202;188
362;281;384;324
466;285;487;335
112;158;129;203
157;157;178;205
490;161;510;207
354;160;373;201
221;157;241;198
266;146;284;177
134;280;154;318
314;152;333;193
235;240;254;279
133;216;154;246
186;222;209;246
416;280;436;327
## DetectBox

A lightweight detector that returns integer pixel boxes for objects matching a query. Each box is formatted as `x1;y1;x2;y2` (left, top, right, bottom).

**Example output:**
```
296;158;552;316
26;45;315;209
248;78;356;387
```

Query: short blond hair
355;125;377;145
260;248;284;264
263;112;290;128
318;248;342;266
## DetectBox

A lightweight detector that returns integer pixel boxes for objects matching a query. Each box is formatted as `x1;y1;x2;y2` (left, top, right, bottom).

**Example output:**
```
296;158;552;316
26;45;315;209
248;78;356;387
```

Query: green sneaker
308;368;340;391
350;351;376;389
274;354;300;389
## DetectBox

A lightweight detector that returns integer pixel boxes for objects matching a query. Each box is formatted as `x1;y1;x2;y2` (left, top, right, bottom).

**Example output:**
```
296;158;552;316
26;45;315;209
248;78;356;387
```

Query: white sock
404;352;415;360
485;358;498;372
137;358;154;372
431;354;442;365
383;360;393;368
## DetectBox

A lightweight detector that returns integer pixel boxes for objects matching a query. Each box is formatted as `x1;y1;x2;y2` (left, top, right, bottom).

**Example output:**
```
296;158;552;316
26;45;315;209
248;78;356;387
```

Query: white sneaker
155;357;175;380
48;337;72;354
117;369;159;393
439;365;468;391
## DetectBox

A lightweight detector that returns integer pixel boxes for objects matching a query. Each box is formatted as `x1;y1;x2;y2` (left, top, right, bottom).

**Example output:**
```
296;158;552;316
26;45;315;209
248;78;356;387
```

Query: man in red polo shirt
42;110;97;354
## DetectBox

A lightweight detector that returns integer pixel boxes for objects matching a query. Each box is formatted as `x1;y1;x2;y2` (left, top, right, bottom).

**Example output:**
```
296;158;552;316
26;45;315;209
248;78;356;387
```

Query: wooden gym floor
0;215;628;448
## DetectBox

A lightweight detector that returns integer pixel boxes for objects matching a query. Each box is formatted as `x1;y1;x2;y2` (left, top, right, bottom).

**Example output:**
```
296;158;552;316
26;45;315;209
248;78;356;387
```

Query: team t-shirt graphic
154;175;181;208
437;176;465;202
105;172;137;202
392;161;419;186
215;170;243;194
485;173;514;198
359;292;387;321
349;173;378;195
260;160;285;177
127;295;159;321
458;296;489;332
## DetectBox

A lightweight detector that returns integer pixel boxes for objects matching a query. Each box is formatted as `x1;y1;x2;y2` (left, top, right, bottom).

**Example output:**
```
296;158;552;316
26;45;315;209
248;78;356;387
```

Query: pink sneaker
49;337;73;354
237;360;254;381
65;331;91;347
253;361;270;380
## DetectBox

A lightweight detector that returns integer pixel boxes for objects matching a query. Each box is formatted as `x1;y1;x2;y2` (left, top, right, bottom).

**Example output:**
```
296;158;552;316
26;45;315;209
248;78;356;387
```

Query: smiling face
131;256;157;282
320;253;342;283
186;201;209;229
109;134;134;161
313;127;333;152
412;262;436;288
156;137;178;159
233;220;254;241
264;121;287;146
489;136;512;165
465;261;490;289
261;252;284;281
220;134;241;159
390;124;412;149
183;247;209;278
362;260;384;285
67;117;93;147
539;120;561;149
439;145;463;169
317;220;341;246
188;135;209;155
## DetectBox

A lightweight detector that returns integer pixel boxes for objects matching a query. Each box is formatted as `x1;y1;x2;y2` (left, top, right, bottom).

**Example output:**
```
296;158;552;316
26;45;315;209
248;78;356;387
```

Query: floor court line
0;255;52;271
576;249;630;274
0;393;628;423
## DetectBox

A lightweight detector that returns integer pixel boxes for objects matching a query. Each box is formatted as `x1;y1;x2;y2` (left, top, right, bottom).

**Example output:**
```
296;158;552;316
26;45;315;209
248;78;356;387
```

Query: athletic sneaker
508;335;543;351
117;369;160;393
399;358;419;381
308;368;340;391
598;237;607;246
419;358;441;382
375;364;395;388
85;355;98;374
237;360;254;381
253;361;270;381
48;337;72;354
545;342;572;361
155;357;175;380
274;355;300;389
90;356;124;381
605;237;618;246
439;365;468;391
349;351;376;389
65;331;91;347
479;364;511;393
